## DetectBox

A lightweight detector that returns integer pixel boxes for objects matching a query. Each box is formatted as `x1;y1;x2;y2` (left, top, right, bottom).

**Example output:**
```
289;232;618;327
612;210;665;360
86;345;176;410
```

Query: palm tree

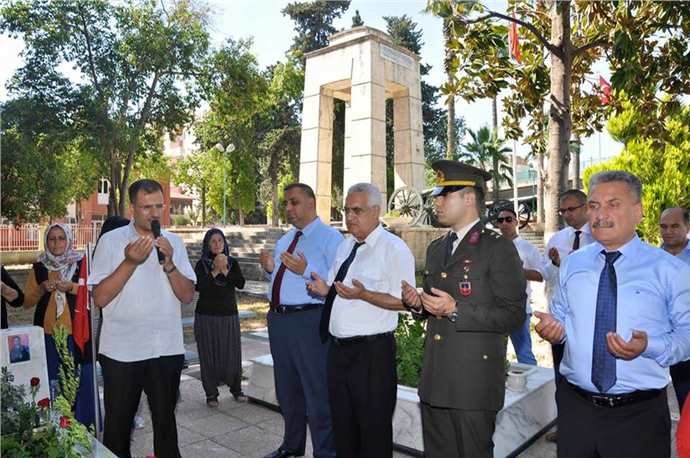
463;126;513;202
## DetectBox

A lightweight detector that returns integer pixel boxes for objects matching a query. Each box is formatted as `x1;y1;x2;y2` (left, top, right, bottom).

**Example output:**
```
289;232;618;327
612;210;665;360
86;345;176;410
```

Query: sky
0;0;621;165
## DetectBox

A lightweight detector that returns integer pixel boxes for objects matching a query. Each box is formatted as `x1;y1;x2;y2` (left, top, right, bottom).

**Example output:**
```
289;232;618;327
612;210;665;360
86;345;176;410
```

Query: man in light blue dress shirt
259;183;343;458
534;171;690;458
660;207;690;412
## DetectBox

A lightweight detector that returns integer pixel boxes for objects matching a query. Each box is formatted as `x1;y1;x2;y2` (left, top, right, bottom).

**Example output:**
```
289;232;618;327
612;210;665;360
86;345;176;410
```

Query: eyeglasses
137;203;165;212
495;216;514;224
343;206;369;217
557;204;585;215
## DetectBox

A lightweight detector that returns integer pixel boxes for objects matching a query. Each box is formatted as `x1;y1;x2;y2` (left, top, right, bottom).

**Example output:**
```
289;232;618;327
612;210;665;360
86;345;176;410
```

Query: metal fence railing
0;222;103;252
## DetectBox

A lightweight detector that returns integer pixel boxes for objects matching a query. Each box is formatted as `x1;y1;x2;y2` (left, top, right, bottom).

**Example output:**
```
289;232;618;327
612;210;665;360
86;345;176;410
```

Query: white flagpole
87;242;103;441
512;140;519;223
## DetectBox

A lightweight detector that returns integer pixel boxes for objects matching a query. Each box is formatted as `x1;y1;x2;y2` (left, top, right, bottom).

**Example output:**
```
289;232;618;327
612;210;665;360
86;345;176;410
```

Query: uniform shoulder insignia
482;227;502;239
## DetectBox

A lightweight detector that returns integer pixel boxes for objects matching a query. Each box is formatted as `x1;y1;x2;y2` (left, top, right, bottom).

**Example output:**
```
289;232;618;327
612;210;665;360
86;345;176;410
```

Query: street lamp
214;142;236;226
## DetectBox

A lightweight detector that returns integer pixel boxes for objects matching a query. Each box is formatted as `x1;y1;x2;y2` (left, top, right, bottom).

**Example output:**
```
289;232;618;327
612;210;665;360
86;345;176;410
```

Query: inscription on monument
379;43;414;70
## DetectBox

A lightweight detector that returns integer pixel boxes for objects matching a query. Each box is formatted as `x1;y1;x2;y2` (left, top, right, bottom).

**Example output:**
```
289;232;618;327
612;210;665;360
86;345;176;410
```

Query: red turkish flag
73;255;90;353
599;76;612;105
509;17;521;63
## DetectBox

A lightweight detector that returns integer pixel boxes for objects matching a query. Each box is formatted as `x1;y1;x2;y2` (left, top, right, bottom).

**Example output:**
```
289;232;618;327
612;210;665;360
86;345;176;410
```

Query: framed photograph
7;334;30;363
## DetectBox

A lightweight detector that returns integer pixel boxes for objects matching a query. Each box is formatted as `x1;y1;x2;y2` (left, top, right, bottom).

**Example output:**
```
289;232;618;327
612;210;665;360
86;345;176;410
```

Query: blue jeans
510;314;537;365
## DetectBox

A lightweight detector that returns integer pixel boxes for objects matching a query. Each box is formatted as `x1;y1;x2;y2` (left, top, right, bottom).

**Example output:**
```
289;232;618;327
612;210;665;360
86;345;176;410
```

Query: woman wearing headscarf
194;228;246;407
24;223;102;429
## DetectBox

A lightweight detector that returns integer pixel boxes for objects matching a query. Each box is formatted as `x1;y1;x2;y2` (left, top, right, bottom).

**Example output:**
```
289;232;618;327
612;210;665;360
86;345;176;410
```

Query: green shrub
396;313;426;388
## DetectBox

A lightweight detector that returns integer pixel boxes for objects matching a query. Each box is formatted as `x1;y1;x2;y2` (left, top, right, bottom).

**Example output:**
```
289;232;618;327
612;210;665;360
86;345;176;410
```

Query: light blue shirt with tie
551;234;690;394
267;217;343;306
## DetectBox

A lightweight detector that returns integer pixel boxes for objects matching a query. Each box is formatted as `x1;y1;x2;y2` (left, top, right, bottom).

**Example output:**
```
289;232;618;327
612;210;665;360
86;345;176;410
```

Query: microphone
150;219;165;265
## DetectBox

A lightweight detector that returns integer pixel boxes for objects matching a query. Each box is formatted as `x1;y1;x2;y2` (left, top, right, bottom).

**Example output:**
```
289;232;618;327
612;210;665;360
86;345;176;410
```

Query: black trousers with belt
327;332;397;458
556;378;670;458
99;353;184;458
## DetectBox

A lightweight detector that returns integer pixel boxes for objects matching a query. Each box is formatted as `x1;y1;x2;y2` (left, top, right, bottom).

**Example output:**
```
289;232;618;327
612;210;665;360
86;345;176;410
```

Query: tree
1;95;101;222
430;0;690;237
194;38;268;225
429;0;608;237
282;1;351;65
583;99;690;246
1;0;211;216
463;126;512;201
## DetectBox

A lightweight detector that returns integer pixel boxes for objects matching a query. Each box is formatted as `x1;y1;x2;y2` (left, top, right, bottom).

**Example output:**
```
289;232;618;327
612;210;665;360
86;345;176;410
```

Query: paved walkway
129;332;680;458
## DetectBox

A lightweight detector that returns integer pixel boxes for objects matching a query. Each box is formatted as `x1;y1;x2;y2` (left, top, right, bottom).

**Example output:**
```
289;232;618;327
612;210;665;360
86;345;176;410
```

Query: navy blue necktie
319;241;365;343
591;250;622;393
445;232;458;264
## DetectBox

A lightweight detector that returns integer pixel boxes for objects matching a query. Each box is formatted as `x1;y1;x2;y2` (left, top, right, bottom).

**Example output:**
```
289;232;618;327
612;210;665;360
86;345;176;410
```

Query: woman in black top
194;228;246;407
1;266;24;329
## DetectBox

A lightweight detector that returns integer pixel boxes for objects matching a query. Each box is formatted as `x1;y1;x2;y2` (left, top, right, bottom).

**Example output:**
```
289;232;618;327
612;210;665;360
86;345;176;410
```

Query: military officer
401;160;527;458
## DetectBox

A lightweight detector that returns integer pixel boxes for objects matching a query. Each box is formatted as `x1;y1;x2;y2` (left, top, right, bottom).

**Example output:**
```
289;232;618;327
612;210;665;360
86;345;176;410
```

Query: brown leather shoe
206;398;219;408
545;431;558;443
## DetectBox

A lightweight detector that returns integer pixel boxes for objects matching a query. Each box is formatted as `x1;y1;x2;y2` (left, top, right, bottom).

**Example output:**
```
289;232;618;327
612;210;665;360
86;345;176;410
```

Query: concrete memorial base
246;355;556;457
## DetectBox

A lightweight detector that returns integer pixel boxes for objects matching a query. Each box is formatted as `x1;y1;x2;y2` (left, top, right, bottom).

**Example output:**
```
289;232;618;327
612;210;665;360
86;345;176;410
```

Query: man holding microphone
89;179;196;458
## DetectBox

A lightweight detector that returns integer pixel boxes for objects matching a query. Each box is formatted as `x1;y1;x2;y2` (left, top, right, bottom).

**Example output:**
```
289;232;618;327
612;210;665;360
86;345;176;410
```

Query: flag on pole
509;15;522;63
599;76;612;105
73;255;90;353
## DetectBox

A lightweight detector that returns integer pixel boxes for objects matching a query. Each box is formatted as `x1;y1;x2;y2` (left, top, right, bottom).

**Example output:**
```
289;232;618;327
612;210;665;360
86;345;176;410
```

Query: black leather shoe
263;448;304;458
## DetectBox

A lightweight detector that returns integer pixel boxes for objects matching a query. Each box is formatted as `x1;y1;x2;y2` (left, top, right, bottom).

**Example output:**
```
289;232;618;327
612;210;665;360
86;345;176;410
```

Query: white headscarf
37;223;82;319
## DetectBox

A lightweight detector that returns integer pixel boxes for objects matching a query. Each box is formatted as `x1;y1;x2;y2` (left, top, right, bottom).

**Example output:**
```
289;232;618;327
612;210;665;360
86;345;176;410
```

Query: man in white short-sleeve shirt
89;179;195;458
308;183;415;458
494;208;544;365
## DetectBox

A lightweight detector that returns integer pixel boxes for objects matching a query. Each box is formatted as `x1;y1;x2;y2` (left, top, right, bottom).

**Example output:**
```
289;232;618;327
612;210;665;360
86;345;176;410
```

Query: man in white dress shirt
89;179;196;458
308;183;415;458
661;207;690;411
540;189;594;442
495;208;543;365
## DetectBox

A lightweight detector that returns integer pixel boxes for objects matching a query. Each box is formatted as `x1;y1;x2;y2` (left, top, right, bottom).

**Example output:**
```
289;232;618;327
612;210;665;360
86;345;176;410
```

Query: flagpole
87;242;103;441
512;140;519;224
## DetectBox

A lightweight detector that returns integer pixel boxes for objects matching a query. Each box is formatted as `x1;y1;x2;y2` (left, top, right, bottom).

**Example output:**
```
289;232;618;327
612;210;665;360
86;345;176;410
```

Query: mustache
592;220;614;229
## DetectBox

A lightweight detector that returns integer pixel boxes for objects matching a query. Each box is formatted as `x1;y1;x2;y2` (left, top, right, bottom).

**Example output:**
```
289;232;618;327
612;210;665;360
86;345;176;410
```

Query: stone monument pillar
299;27;425;223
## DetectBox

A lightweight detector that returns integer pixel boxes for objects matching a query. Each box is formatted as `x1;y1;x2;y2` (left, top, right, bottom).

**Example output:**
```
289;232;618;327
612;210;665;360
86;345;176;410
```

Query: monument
299;26;425;222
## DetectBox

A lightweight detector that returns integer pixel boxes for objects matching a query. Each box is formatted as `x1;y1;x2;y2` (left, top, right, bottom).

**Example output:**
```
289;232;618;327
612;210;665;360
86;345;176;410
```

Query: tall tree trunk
537;150;545;224
572;132;581;189
201;184;206;226
544;0;572;242
447;95;456;159
491;96;499;201
444;21;456;160
239;209;245;226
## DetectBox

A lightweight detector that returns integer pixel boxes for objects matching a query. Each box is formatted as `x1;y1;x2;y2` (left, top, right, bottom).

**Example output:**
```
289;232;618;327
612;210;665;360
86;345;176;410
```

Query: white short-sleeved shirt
512;236;542;314
328;225;416;338
539;224;595;304
88;222;196;362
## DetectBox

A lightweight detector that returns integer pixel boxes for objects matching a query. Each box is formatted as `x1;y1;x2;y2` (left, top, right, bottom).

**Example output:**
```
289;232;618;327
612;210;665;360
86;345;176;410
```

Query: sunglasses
557;204;585;215
495;216;514;224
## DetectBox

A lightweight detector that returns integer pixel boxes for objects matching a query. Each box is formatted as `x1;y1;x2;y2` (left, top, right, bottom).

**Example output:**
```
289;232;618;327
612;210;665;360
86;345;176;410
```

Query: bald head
660;207;689;254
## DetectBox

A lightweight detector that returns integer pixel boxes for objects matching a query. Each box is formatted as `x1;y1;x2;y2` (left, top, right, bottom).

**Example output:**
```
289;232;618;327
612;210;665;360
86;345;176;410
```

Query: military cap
430;160;492;197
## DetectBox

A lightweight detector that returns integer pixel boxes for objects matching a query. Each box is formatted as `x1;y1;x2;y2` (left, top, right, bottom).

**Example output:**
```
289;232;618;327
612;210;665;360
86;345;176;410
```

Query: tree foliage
583;99;690;246
1;0;211;215
463;126;512;201
1;96;100;222
281;0;350;64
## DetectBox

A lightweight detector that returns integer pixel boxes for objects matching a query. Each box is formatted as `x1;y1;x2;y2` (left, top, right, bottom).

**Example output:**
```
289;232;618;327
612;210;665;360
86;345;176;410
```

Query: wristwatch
163;263;177;274
447;302;459;323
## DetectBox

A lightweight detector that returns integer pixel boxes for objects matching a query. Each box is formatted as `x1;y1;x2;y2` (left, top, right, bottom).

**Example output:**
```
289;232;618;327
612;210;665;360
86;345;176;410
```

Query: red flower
59;416;71;428
37;398;50;408
30;377;40;387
